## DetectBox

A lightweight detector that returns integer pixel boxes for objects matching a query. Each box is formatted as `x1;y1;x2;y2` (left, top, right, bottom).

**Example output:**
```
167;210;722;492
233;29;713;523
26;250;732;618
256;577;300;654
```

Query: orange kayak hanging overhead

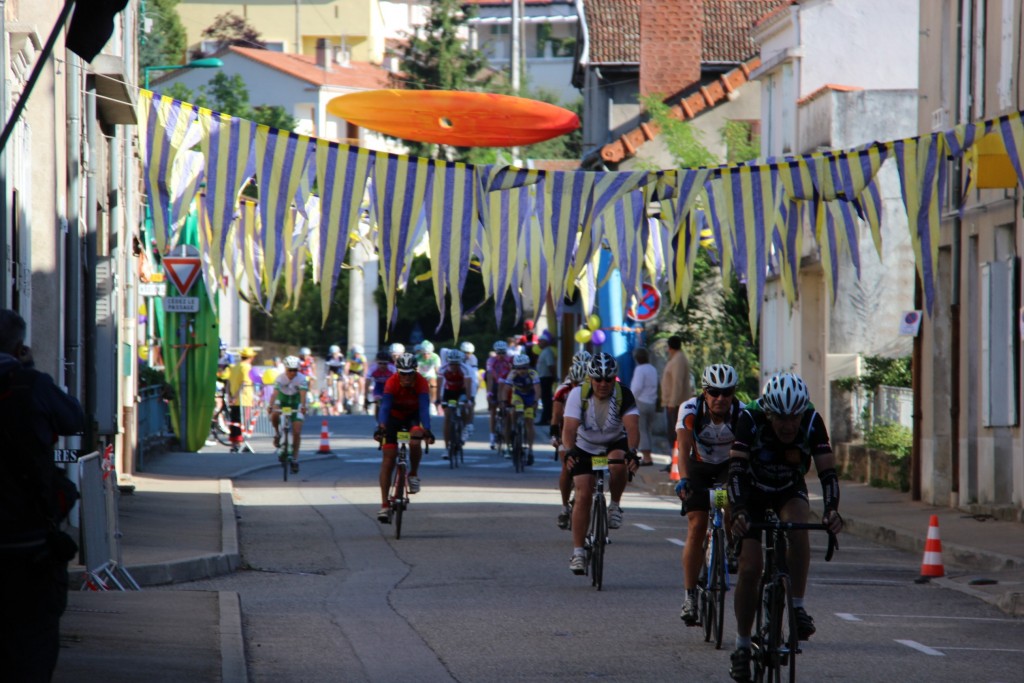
326;90;579;147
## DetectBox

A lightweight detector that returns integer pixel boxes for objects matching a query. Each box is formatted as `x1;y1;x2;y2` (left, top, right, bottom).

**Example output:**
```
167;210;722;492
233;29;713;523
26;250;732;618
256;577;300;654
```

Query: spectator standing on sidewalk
629;347;659;466
535;330;557;425
0;308;86;682
660;335;692;469
227;347;257;452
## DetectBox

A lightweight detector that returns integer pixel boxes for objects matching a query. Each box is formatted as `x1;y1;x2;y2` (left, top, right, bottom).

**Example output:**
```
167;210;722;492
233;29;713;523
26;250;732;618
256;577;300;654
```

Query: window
980;251;1018;427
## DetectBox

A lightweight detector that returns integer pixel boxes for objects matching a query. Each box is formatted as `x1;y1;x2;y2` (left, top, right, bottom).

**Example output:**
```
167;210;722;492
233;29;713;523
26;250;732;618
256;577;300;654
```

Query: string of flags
136;89;1024;336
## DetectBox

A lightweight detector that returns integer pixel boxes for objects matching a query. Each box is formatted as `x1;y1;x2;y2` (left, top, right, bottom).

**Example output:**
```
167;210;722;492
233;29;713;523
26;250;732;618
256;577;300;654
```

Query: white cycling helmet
283;355;301;370
572;350;592;366
493;340;509;354
568;359;588;383
395;352;418;374
299;347;311;357
351;344;364;355
420;340;434;353
447;349;465;363
329;344;341;355
702;364;739;390
760;373;809;416
587;352;617;380
389;343;405;356
512;353;530;369
460;341;475;354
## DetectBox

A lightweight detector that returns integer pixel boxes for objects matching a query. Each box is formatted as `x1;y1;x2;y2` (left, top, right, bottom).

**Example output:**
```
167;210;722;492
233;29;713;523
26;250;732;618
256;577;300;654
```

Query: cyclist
726;372;844;683
415;340;442;410
367;350;395;418
388;342;406;364
297;346;317;393
460;341;479;436
501;353;541;464
551;351;590;529
677;364;744;626
562;352;640;575
375;353;435;522
438;348;473;452
324;345;345;414
269;355;309;473
486;340;514;449
344;344;368;413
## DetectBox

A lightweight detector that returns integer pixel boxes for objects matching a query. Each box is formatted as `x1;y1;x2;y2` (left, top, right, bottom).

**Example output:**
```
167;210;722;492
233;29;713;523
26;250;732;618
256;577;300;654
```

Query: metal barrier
137;385;171;467
76;452;139;591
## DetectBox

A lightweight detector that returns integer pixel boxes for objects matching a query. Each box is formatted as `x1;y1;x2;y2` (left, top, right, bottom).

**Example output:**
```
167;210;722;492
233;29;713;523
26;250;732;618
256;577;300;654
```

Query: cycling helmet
351;344;364;355
512;353;530;369
420;340;434;353
448;349;465;363
376;350;390;362
568;359;588;384
219;339;228;351
760;373;809;416
493;340;508;354
329;344;341;355
460;341;475;354
702;364;739;390
395;352;418;374
299;347;311;357
587;352;618;380
283;356;301;370
389;343;405;356
571;350;592;366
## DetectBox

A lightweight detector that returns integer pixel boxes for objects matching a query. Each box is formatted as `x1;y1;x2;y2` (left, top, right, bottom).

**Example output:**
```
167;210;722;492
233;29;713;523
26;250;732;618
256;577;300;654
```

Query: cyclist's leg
683;463;715;590
733;492;768;641
524;405;536;455
291;412;304;458
380;445;397;508
568;449;595;549
270;407;281;445
606;441;631;504
408;425;424;478
558;447;573;505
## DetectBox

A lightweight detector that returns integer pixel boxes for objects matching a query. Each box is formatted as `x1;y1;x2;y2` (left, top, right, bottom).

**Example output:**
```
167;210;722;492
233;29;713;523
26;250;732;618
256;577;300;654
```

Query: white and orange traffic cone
915;514;945;582
669;443;681;482
317;420;333;454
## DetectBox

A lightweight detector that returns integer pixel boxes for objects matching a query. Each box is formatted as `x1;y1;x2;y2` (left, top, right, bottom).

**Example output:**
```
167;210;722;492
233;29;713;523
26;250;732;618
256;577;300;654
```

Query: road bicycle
510;402;527;473
209;386;232;446
493;401;509;460
277;406;296;481
698;486;730;649
746;512;838;683
444;398;465;469
386;430;415;539
583;451;610;590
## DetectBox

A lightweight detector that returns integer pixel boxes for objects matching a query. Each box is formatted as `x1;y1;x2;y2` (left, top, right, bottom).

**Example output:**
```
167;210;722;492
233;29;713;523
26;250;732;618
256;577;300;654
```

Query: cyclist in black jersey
726;373;844;683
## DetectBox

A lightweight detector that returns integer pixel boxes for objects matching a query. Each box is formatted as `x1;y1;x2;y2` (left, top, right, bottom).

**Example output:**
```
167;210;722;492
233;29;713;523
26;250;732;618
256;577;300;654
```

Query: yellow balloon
138;345;149;361
262;368;278;385
531;343;541;355
587;314;601;331
137;303;147;315
575;328;592;344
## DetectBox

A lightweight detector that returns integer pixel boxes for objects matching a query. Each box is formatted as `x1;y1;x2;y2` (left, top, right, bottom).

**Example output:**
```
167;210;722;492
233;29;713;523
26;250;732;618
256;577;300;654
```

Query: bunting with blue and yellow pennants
424;159;477;338
996;111;1024;190
236;197;267;311
198;109;256;281
535;170;596;312
479;181;534;325
519;201;549;327
315;141;374;325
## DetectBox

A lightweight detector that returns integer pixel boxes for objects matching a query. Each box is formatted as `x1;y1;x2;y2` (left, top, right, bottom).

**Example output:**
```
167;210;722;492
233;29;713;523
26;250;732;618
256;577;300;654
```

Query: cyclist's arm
677;427;695;479
268;388;279;411
532;376;541;401
622;412;640;452
562;416;581;453
814;450;841;519
550;400;565;440
417;391;432;430
379;391;394;425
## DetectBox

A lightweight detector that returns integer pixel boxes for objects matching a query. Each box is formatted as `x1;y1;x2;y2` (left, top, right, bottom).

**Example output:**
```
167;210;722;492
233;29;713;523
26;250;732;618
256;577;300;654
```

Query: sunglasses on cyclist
705;387;734;398
590;377;615;384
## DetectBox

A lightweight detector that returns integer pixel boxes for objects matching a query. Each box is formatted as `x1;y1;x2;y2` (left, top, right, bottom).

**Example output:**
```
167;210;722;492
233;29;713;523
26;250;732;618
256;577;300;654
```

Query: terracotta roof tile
797;83;863;106
583;0;642;64
228;46;392;89
704;0;791;62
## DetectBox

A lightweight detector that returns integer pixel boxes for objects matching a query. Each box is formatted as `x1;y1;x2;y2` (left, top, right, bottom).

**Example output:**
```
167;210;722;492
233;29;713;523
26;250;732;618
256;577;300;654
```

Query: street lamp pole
143;57;224;90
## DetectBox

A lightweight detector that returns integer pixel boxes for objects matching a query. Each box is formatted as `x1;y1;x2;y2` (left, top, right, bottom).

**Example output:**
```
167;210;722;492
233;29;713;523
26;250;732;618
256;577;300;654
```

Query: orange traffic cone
915;514;944;582
317;420;333;454
669;444;680;482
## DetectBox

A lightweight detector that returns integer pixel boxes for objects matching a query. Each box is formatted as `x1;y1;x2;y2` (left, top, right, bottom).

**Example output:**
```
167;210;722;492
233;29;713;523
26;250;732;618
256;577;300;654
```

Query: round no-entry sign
627;284;661;322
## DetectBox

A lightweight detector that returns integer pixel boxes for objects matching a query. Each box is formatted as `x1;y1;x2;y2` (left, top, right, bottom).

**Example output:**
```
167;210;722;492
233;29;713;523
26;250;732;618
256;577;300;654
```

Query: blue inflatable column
596;250;634;385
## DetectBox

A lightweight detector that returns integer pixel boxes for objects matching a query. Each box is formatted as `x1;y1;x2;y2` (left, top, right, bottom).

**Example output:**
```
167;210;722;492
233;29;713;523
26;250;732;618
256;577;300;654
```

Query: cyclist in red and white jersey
551;351;590;529
486;340;514;449
438;349;473;451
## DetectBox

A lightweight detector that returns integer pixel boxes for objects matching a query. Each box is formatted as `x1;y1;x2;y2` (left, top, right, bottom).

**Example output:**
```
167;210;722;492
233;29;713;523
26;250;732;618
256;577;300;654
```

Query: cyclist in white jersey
676;364;744;625
561;352;640;575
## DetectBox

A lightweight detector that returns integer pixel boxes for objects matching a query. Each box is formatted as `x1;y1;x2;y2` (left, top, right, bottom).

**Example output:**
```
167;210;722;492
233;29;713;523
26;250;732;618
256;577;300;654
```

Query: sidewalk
55;440;1024;683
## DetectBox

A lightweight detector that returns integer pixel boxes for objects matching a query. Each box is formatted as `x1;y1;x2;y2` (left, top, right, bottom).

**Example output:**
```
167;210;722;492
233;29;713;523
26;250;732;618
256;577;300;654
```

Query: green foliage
139;0;188;72
138;364;167;388
197;11;264;54
164;73;297;130
721;120;761;164
641;96;719;168
833;355;912;393
864;422;912;460
250;261;350;356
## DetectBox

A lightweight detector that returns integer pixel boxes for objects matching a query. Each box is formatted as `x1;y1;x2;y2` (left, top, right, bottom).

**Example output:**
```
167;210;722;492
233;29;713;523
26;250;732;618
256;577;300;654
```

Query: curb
219;591;249;683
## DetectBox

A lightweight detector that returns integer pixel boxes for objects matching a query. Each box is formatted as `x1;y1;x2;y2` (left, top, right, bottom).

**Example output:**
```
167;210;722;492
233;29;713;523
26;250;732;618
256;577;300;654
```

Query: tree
139;0;187;71
251;262;351;355
642;95;762;400
165;73;296;131
196;11;264;57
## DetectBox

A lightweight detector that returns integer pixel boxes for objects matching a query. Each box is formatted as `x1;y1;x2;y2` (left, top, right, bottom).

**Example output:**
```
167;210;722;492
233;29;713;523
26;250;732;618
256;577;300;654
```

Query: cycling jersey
676;394;744;465
325;356;345;377
486;354;513;388
298;356;315;378
552;379;577;405
417;352;441;380
380;373;432;427
347;354;366;375
369;362;395;398
731;400;832;490
502;368;540;398
440;362;472;393
563;381;639;454
274;372;309;397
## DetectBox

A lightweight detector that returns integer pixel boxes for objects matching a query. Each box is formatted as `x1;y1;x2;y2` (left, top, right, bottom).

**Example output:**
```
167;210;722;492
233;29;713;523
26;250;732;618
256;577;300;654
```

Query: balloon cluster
574;313;607;345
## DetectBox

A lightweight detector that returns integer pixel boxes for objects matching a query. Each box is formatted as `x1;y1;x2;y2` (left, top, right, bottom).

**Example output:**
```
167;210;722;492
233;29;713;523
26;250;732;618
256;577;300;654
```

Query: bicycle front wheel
711;527;728;649
591;495;607;590
392;467;406;540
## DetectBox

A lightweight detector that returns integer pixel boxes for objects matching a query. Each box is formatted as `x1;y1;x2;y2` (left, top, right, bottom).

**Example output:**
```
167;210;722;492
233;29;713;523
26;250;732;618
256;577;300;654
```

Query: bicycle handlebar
746;521;839;561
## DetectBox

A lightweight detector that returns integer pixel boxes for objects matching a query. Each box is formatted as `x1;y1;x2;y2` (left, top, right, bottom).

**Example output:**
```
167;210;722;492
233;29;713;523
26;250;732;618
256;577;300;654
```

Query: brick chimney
640;0;703;99
316;38;333;72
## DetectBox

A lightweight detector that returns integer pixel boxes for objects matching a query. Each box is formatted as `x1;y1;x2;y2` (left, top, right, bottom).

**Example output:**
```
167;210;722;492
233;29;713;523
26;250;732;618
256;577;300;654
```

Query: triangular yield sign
163;257;202;295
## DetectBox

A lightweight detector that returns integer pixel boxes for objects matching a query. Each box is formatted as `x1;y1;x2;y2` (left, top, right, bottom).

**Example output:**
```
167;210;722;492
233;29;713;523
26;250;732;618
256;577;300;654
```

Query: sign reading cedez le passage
163;296;200;313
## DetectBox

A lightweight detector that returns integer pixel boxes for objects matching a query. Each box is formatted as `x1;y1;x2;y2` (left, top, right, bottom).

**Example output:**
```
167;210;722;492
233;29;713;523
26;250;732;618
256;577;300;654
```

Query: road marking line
667;538;685;547
855;614;1021;623
939;646;1024;653
836;613;862;621
634;523;655;531
896;640;944;656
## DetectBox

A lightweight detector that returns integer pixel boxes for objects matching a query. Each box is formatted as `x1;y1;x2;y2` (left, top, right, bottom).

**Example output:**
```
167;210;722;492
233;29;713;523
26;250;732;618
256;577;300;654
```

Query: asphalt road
171;413;1024;683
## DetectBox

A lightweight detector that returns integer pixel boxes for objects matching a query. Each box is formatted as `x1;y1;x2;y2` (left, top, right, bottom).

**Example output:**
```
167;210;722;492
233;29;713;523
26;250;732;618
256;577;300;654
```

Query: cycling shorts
567;438;629;477
509;393;535;419
442;388;467;405
382;418;425;446
274;394;305;422
737;478;809;542
680;460;729;515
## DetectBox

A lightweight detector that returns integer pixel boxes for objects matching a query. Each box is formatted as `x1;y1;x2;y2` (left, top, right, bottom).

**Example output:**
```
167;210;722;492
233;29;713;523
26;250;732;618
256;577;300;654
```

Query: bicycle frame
699;487;730;648
279;407;293;482
389;431;411;539
446;399;464;469
585;452;610;590
511;404;527;473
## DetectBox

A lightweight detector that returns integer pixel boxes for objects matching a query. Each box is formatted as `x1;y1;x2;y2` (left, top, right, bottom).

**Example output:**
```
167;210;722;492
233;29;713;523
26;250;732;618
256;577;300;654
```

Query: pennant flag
237;198;267;310
836;145;889;259
167;150;206;252
894;133;947;313
424;159;477;338
137;92;202;254
996;111;1024;190
534;171;596;311
479;183;534;325
199;109;256;281
371;152;432;332
315;141;374;325
253;125;315;294
195;198;220;311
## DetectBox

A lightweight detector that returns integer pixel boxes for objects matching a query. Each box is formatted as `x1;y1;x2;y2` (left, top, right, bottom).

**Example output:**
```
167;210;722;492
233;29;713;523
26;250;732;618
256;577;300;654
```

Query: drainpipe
0;0;7;308
66;56;82;401
84;85;98;451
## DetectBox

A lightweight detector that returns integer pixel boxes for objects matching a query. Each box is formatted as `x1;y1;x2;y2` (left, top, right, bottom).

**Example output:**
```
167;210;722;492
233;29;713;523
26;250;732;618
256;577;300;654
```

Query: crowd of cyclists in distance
214;323;845;683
